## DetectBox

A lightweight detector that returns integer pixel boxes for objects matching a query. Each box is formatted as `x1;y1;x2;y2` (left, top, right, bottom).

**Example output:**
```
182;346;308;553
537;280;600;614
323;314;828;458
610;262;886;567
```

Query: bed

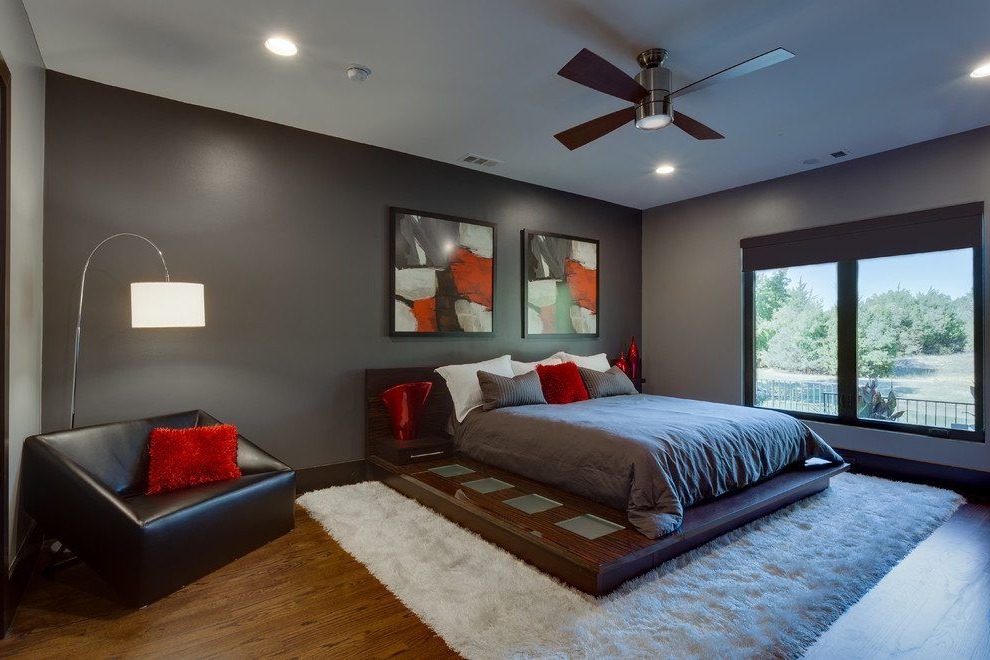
364;366;849;596
455;394;844;538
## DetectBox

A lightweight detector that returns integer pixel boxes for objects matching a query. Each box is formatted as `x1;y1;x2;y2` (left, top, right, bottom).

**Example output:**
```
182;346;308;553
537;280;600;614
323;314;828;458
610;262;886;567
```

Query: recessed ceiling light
971;61;990;78
654;164;676;175
264;36;297;57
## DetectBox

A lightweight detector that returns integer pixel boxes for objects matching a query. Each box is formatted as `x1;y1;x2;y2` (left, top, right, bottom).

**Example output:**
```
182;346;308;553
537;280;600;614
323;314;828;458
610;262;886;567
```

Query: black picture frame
521;229;600;339
389;207;497;337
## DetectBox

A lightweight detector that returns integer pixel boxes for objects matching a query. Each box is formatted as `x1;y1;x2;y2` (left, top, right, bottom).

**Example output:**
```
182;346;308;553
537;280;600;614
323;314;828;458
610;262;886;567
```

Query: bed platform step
369;454;850;596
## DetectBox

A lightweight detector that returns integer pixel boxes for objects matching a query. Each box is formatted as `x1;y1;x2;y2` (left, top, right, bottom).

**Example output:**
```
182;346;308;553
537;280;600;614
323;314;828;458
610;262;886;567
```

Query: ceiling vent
830;150;848;158
460;153;502;168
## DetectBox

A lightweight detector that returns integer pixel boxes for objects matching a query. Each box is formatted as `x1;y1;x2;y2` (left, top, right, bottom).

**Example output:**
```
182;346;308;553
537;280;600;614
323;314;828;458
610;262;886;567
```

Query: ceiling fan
553;46;794;150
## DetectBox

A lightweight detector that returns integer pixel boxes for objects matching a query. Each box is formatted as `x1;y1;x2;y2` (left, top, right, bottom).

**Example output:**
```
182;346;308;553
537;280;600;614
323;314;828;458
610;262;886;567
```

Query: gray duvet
455;394;843;538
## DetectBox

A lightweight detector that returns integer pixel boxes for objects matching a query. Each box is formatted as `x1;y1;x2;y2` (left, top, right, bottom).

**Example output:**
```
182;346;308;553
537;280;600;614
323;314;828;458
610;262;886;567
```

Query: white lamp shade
130;282;205;328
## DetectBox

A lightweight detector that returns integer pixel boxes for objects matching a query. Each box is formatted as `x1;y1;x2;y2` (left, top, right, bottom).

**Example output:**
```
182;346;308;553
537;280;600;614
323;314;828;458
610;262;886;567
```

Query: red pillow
535;361;589;404
146;424;241;495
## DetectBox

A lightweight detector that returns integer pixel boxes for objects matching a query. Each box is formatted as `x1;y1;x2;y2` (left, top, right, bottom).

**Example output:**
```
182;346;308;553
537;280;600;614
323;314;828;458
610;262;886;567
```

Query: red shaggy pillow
146;424;241;495
535;361;589;404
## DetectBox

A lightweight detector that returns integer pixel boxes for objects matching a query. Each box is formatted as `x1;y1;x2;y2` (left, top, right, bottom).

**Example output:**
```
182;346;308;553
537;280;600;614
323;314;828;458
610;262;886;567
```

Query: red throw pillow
536;361;589;404
146;424;241;495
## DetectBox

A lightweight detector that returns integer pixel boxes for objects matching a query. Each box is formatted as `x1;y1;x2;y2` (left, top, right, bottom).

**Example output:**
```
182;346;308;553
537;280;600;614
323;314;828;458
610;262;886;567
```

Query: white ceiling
23;0;990;210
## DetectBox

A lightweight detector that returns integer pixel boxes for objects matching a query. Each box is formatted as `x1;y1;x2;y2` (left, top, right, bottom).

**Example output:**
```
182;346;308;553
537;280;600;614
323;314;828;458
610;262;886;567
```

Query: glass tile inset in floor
462;477;514;494
428;464;475;477
503;493;562;514
555;514;625;540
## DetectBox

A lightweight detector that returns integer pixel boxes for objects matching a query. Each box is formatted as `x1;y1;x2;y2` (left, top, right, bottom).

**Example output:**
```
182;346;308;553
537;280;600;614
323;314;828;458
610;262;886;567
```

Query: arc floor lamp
70;233;205;428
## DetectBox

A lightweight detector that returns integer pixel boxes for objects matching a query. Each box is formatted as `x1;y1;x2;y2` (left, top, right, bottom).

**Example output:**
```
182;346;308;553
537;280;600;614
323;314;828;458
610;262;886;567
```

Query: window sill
753;406;986;443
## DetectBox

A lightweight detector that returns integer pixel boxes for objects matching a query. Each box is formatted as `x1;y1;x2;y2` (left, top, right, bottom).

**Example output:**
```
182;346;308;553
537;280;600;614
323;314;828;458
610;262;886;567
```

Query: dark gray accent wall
642;125;990;473
42;73;641;468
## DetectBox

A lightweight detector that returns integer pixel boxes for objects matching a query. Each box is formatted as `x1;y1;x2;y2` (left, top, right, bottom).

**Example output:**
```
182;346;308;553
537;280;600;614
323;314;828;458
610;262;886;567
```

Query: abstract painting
390;208;496;335
522;230;599;337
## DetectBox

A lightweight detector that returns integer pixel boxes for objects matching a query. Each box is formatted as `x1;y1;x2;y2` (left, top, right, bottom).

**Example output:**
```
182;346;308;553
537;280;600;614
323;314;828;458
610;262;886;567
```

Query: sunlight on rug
298;474;962;659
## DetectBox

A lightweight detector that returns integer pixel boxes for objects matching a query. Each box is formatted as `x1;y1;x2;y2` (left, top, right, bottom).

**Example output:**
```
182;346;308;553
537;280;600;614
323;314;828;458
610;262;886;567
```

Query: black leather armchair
22;410;295;607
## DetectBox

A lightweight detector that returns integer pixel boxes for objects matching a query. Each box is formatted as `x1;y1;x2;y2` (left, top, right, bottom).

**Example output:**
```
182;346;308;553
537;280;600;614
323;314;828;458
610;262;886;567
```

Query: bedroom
0;0;987;657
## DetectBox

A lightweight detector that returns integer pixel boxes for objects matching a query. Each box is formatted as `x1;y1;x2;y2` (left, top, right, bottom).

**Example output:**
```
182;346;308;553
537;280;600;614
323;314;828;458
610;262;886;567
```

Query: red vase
628;336;640;380
381;381;433;443
614;351;628;374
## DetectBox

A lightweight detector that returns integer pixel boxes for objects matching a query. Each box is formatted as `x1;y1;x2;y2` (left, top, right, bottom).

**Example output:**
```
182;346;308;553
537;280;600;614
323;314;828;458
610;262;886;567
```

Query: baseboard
295;460;367;494
3;521;43;636
839;449;990;496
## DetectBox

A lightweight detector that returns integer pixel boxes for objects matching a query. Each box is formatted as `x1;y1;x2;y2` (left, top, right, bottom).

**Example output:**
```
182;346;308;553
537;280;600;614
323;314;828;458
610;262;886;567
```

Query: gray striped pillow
477;370;547;411
579;365;638;398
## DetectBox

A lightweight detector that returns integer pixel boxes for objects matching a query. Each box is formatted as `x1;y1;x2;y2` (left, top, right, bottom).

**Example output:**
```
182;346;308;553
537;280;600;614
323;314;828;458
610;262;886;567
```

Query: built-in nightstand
372;434;453;466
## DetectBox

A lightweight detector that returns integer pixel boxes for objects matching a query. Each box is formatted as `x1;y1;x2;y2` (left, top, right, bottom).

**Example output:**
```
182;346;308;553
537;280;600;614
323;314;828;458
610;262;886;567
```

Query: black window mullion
742;270;755;406
836;260;858;420
973;247;984;433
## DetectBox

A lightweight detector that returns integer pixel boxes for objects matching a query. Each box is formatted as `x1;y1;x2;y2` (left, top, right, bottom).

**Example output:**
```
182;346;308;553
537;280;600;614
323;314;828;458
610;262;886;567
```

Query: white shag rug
298;474;962;659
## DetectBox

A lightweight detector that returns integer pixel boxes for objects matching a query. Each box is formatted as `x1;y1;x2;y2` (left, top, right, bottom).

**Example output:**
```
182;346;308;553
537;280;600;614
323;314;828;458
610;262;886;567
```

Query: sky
761;248;973;309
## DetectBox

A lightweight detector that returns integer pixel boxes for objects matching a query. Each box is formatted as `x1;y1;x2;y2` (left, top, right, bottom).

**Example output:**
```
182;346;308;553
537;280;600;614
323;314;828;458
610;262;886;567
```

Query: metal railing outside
755;379;975;429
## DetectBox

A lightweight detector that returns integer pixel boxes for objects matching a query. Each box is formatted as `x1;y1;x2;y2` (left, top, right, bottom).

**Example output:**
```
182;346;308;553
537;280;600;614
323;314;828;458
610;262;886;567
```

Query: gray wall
1;0;45;563
42;73;641;468
643;125;990;473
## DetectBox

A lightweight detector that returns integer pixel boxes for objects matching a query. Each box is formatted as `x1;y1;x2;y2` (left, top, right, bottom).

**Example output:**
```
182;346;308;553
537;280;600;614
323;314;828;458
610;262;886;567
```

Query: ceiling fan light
636;113;673;130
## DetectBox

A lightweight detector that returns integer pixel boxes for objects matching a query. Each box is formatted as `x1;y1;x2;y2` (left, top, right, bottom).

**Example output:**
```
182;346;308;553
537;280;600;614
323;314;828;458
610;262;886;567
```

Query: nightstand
372;434;453;465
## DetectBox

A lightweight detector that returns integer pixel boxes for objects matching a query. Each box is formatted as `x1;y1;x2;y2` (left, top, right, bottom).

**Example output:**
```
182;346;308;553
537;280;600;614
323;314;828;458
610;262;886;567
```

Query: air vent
460;153;502;168
830;150;848;158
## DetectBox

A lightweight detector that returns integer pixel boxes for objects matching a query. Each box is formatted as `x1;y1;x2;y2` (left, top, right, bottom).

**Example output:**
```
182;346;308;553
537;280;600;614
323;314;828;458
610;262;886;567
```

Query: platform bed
368;454;846;596
365;367;849;596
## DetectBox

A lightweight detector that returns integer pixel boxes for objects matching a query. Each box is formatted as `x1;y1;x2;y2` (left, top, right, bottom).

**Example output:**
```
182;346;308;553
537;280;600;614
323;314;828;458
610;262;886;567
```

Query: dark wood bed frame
366;367;850;597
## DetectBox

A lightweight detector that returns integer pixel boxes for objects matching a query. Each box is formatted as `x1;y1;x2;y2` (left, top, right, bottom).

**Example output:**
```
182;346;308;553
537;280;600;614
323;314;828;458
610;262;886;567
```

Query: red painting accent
449;248;493;309
565;259;597;313
540;304;556;333
411;298;437;332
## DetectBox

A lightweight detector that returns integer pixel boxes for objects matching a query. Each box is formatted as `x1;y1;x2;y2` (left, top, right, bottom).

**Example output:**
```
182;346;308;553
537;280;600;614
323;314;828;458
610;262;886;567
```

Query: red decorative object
535;362;589;404
381;381;433;443
628;336;640;380
146;424;241;495
614;351;628;374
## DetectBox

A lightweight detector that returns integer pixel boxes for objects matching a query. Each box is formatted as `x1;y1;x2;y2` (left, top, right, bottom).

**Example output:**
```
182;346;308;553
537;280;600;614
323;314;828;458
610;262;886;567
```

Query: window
753;264;837;415
742;204;983;441
856;249;976;431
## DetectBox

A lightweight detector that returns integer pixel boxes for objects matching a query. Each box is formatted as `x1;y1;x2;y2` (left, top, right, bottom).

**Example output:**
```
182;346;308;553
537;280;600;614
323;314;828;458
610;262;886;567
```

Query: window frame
742;205;985;443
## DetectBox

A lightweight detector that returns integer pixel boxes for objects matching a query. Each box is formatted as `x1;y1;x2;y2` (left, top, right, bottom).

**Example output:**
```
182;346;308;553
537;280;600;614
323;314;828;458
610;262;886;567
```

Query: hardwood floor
805;499;990;660
1;495;987;658
0;507;456;658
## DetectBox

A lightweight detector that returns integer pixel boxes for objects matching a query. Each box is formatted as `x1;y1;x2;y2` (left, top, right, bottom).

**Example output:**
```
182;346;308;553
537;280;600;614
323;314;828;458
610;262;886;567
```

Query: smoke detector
346;65;371;82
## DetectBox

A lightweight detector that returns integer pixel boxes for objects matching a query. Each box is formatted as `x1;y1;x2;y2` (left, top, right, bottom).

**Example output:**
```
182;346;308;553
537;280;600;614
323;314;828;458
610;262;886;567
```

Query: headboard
364;367;453;457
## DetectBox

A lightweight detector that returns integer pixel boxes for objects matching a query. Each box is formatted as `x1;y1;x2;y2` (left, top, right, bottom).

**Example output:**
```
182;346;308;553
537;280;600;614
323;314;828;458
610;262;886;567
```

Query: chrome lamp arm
70;233;170;428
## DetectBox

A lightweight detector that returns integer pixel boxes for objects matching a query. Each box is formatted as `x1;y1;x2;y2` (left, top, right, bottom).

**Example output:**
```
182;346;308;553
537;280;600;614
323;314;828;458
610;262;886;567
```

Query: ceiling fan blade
558;48;648;104
668;47;794;100
672;112;724;140
554;106;636;150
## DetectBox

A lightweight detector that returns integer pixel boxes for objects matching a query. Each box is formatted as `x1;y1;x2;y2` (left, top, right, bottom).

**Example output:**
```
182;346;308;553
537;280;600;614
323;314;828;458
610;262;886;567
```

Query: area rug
298;474;962;659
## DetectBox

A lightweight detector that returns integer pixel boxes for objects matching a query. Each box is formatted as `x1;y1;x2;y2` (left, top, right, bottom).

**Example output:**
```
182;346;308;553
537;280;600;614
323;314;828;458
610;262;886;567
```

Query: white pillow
435;355;514;422
555;351;611;372
510;355;563;376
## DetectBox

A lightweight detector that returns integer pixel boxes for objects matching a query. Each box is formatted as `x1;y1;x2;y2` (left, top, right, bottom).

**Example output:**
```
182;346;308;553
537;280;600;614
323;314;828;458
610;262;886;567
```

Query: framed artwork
390;207;496;336
522;230;599;337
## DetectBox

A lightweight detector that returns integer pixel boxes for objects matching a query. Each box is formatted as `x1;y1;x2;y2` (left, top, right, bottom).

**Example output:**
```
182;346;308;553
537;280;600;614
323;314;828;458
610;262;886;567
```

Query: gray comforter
455;394;843;538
